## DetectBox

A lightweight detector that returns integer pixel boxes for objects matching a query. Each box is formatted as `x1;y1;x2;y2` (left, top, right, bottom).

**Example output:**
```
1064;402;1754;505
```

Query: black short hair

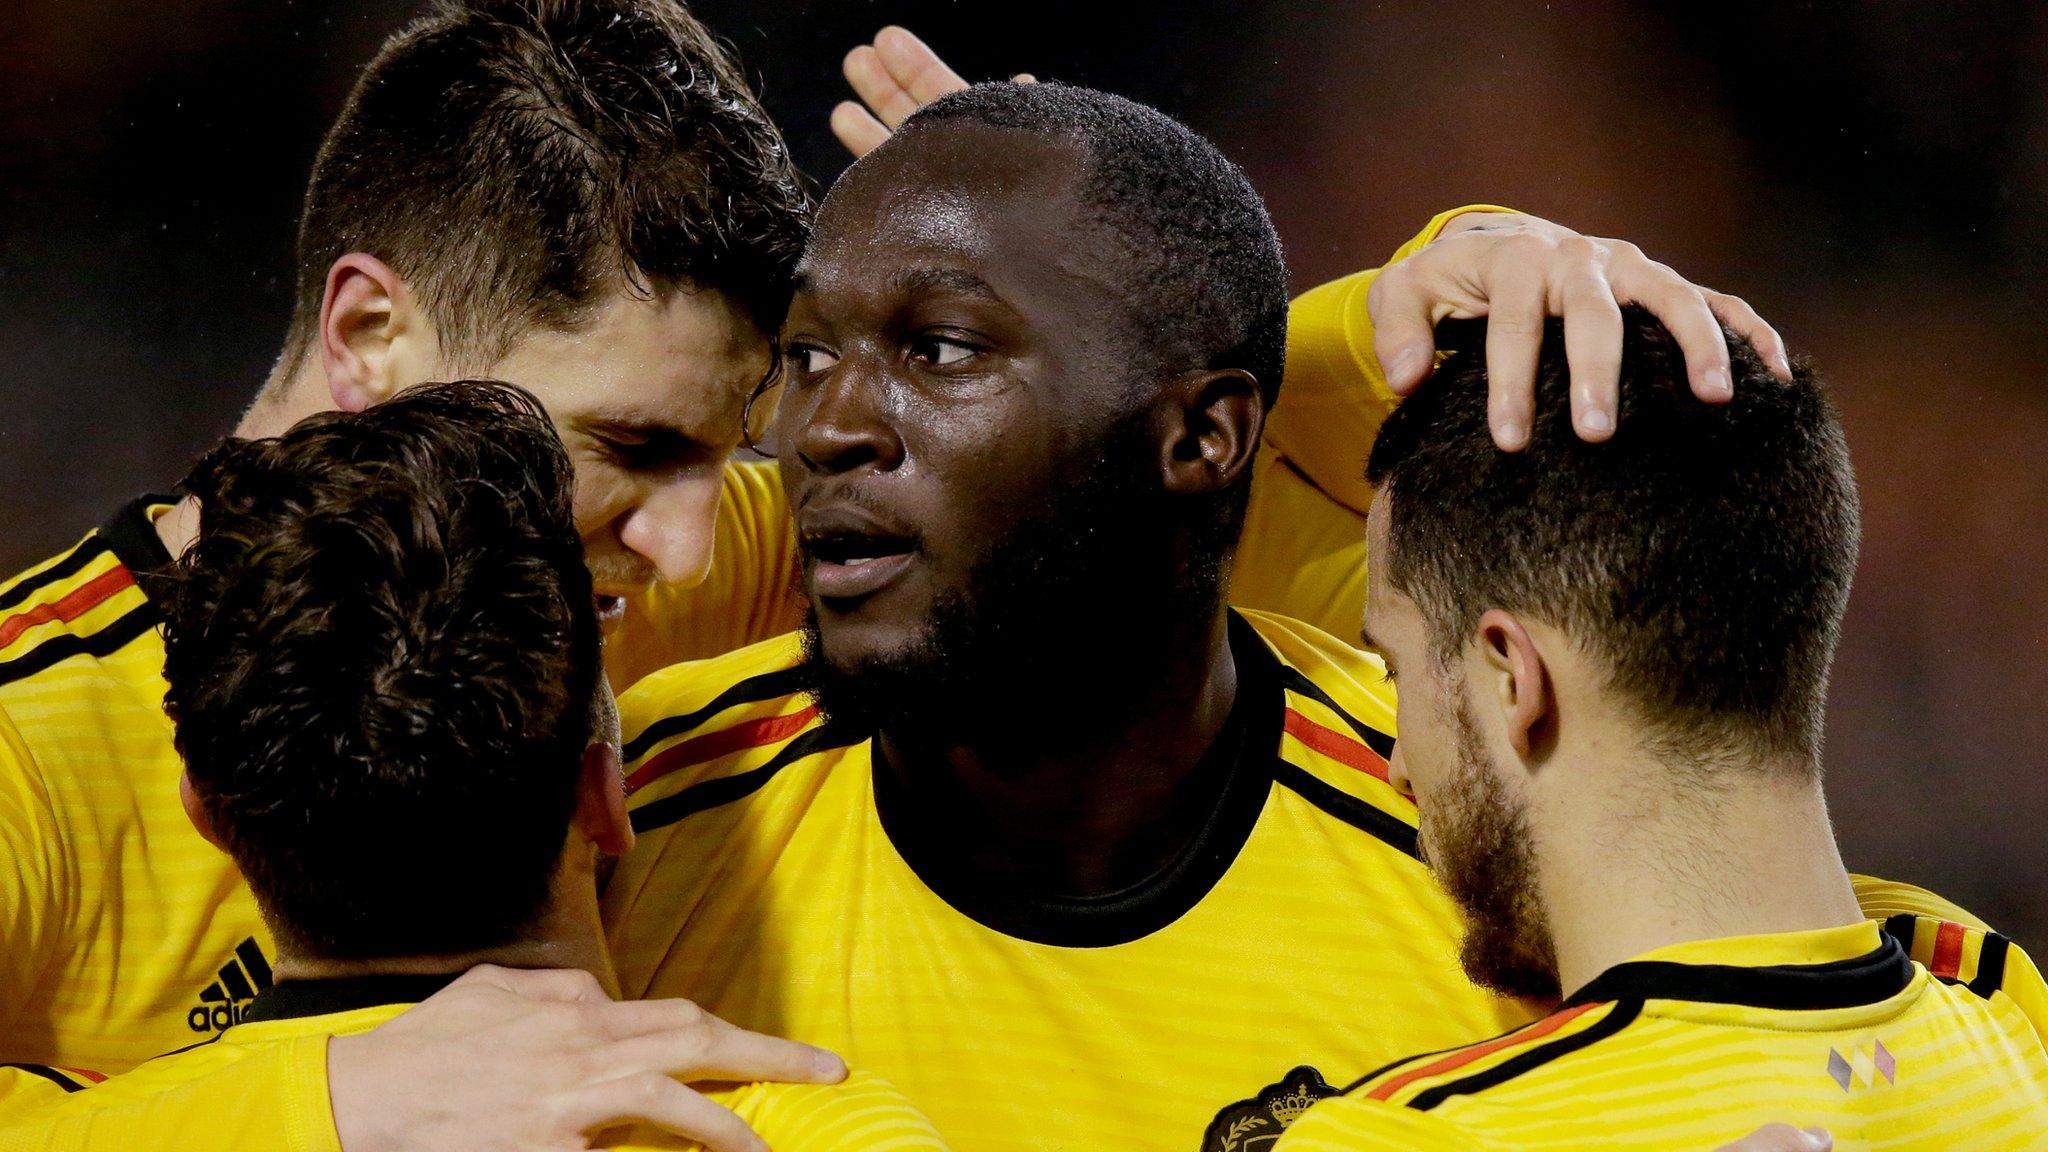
1367;309;1860;766
160;381;601;960
281;0;810;371
903;82;1289;408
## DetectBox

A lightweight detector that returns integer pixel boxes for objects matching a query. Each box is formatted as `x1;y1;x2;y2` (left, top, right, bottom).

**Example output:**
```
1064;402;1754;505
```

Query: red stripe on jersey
1283;708;1393;786
59;1067;106;1084
1367;1001;1605;1102
0;565;136;650
1930;920;1967;980
625;705;820;795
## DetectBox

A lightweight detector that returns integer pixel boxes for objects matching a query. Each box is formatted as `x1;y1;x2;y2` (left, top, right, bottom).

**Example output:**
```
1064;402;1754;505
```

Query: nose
1386;742;1413;799
616;470;722;587
790;358;903;477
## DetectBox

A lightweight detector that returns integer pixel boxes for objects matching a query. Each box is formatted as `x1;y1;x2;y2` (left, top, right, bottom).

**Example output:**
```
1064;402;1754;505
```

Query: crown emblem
1202;1066;1342;1152
1266;1085;1322;1124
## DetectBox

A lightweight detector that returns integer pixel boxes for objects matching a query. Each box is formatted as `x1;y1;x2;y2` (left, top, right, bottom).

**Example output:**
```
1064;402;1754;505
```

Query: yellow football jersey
0;975;947;1152
0;209;1467;1086
0;498;277;1074
601;610;1544;1152
1274;921;2048;1152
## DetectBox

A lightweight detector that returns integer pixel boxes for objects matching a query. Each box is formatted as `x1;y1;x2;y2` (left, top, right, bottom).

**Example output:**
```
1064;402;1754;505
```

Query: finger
842;44;922;129
1799;1128;1833;1151
1558;263;1625;441
598;1016;846;1084
1613;258;1733;403
1706;290;1792;381
829;101;892;159
555;1074;766;1152
453;963;607;1003
1481;261;1548;450
1366;268;1440;396
873;26;971;113
1012;72;1037;84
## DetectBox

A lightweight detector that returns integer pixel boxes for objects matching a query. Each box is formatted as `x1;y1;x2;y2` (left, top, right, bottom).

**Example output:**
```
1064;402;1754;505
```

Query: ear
1155;369;1265;496
1472;608;1555;764
573;741;635;857
319;253;427;413
178;771;230;854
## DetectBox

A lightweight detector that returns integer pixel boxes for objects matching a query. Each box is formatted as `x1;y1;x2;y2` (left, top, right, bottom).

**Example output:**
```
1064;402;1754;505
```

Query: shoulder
703;1071;946;1152
1879;909;2042;1019
617;633;855;831
1852;873;1990;931
1241;610;1415;858
1339;998;1646;1115
0;525;159;703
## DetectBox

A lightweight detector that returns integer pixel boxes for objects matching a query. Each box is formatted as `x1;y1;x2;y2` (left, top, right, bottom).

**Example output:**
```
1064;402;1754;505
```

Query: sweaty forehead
803;123;1114;299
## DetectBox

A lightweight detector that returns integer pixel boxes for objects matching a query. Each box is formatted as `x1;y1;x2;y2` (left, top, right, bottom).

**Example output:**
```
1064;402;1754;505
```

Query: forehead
489;285;767;429
801;123;1117;304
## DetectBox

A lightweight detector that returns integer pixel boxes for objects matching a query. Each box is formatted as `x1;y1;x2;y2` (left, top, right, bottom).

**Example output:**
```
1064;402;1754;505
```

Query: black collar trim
96;493;178;597
239;971;467;1024
871;611;1284;949
1563;935;1915;1011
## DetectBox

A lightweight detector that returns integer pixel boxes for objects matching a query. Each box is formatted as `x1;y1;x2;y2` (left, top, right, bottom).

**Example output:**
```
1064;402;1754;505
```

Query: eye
909;334;980;368
788;343;839;375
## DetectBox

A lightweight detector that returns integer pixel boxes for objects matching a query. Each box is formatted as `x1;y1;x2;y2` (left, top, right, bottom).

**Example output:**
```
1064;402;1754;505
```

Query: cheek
570;459;636;539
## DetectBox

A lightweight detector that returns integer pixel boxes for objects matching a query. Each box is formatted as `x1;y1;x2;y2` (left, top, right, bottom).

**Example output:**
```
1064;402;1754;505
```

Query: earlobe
178;772;229;854
319;253;416;413
1475;609;1554;762
1158;369;1264;495
576;742;636;857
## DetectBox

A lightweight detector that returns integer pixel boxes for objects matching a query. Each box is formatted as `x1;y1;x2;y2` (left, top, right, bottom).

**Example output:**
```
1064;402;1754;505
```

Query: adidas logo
186;938;272;1033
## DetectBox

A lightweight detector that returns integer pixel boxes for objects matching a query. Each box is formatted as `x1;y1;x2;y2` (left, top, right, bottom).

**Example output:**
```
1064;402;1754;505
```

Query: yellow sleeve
0;706;63;1046
605;1071;950;1151
0;1035;337;1152
603;460;805;691
1262;204;1518;518
1272;1094;1500;1152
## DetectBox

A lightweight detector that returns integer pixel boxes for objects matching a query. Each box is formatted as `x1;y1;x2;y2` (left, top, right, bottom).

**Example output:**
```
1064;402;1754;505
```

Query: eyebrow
891;266;1003;303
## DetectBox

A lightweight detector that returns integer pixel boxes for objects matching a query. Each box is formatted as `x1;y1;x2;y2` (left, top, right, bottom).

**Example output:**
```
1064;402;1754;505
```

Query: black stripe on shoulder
630;720;863;833
622;665;812;763
1340;1015;1558;1096
1408;1000;1643;1113
1277;665;1396;760
0;601;158;690
1273;761;1419;860
1964;933;2012;1000
1;1062;89;1093
0;538;114;615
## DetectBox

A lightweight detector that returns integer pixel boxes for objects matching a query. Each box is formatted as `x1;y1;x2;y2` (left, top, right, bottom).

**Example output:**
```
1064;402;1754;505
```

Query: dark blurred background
3;1;2042;940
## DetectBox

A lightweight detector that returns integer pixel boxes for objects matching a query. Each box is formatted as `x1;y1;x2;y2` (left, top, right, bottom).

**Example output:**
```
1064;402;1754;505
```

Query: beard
799;414;1228;744
1424;692;1562;1003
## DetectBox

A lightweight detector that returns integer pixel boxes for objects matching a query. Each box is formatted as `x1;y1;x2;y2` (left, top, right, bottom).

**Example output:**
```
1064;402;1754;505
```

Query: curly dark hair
280;0;812;372
160;381;601;960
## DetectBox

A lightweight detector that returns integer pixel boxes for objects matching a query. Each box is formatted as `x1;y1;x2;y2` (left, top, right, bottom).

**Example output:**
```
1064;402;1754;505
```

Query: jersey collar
1563;922;1913;1011
240;971;467;1023
97;493;179;592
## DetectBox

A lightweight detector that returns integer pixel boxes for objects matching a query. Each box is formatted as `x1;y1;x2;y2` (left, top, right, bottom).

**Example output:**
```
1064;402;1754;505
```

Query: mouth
800;523;920;603
594;594;628;629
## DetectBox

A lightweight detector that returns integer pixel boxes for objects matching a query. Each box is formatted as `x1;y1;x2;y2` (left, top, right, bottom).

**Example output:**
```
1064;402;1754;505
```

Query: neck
877;604;1239;898
1538;751;1864;997
268;855;620;999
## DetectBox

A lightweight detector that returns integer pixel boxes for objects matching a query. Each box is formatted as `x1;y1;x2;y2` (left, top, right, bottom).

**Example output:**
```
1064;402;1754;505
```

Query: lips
594;594;628;629
798;505;920;604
